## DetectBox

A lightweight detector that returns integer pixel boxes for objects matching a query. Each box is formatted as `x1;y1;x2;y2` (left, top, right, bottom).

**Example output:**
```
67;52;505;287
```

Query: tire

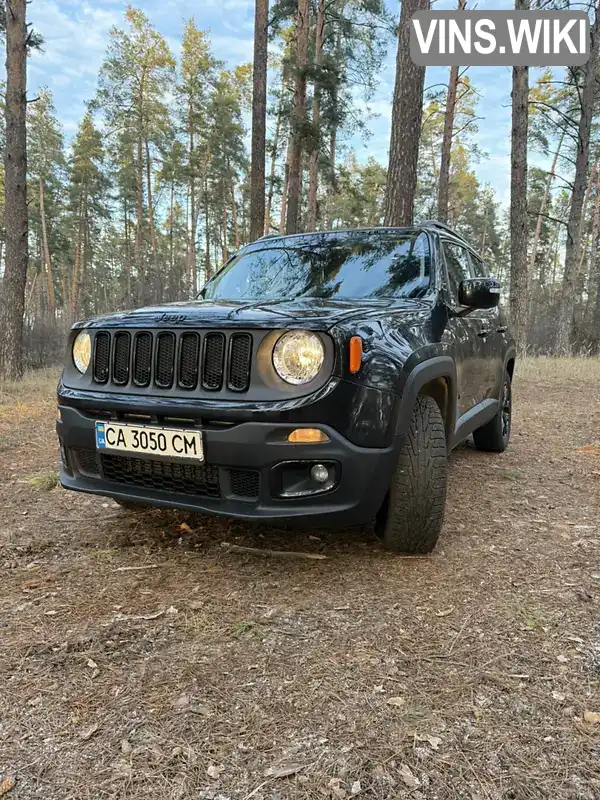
473;370;512;453
375;394;448;554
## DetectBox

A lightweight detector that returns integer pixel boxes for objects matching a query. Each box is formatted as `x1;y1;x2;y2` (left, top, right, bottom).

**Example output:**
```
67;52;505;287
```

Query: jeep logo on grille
157;313;188;324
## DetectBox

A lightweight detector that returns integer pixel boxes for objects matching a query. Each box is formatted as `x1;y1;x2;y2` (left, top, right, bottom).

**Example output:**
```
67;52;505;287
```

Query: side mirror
458;277;500;309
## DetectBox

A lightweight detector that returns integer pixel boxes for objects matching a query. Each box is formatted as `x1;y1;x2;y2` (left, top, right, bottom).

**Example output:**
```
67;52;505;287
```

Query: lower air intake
101;453;221;498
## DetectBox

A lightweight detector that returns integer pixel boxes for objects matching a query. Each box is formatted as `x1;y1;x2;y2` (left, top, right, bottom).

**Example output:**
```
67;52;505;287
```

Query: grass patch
231;620;258;638
0;434;15;453
500;467;524;482
26;470;60;491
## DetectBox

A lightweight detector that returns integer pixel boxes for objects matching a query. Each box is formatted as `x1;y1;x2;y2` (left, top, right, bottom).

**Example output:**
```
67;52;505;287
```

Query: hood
76;296;433;331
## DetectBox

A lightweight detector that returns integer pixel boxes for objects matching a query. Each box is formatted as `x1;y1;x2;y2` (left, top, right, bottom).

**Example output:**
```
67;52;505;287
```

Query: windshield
203;232;431;301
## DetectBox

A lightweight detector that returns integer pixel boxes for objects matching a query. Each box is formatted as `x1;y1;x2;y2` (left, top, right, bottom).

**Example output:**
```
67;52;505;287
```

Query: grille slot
178;333;200;389
202;333;226;391
229;468;260;499
93;332;110;383
228;333;252;391
113;332;131;385
155;333;176;389
133;332;153;387
101;453;221;498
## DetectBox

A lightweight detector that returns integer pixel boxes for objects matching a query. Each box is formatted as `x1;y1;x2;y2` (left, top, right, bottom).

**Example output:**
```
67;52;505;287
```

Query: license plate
95;421;204;462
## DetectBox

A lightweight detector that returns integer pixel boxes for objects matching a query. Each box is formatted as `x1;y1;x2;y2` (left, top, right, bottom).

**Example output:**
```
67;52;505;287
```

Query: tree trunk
222;195;228;263
437;0;466;223
285;0;310;234
0;0;28;380
135;133;144;298
528;128;564;292
39;179;55;317
265;87;284;234
169;177;175;286
325;28;342;228
555;8;600;355
204;178;211;280
384;0;429;227
82;196;89;315
307;0;325;231
188;116;198;296
71;193;84;320
123;197;131;301
231;182;240;249
250;0;269;240
585;173;600;345
280;139;291;232
509;0;529;356
145;139;157;255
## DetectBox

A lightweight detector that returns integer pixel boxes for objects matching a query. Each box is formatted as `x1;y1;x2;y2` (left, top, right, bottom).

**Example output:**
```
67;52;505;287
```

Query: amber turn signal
349;336;363;374
288;428;330;443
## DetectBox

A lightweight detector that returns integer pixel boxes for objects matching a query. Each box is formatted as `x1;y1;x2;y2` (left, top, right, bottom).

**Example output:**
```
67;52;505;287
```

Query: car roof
244;224;482;259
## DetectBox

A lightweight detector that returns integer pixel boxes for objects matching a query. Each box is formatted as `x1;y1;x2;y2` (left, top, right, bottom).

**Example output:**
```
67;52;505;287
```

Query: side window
442;241;472;305
469;252;487;278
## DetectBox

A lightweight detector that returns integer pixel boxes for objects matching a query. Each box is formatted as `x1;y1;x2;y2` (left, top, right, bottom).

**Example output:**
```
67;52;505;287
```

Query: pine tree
177;20;220;294
0;0;28;380
68;113;108;319
95;6;175;302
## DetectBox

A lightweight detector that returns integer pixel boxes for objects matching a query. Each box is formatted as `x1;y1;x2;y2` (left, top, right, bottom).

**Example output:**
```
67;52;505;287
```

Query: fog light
288;428;329;443
310;463;330;483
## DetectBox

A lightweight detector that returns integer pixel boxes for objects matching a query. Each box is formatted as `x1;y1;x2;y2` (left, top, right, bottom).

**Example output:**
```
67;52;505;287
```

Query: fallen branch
220;542;326;560
113;564;161;572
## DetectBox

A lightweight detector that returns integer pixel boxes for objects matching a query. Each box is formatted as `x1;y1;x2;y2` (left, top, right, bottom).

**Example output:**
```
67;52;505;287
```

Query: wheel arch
394;356;457;444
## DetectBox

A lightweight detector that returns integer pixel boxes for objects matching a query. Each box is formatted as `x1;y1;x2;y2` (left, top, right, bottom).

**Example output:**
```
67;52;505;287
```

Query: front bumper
57;404;397;527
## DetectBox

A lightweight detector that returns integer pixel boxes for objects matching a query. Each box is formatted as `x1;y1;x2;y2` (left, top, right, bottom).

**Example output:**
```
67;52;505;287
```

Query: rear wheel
473;370;512;452
375;395;448;554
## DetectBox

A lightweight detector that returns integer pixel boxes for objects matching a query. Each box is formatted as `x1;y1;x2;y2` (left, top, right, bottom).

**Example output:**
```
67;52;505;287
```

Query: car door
468;251;504;401
439;238;479;418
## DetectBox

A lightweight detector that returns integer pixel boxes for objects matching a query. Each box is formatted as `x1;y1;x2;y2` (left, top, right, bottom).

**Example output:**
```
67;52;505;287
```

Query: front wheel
375;395;448;554
473;370;512;453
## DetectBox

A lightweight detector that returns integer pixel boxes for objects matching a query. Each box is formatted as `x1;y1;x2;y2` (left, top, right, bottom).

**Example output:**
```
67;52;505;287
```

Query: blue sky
26;0;547;207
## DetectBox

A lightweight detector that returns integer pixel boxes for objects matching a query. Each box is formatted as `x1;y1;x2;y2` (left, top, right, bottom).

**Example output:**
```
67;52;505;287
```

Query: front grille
229;468;260;498
101;453;221;498
91;329;251;394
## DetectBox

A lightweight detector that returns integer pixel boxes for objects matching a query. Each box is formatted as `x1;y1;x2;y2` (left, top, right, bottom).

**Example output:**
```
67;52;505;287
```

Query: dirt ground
0;359;599;800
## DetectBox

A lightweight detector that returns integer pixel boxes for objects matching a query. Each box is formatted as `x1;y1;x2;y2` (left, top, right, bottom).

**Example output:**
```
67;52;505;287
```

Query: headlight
272;330;325;385
72;331;91;374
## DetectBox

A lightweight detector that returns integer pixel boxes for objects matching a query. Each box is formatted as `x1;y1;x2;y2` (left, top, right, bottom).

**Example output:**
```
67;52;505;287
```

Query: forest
0;0;599;378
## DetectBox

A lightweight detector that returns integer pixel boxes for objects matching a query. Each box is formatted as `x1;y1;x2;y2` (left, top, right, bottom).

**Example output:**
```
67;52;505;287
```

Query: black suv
57;222;515;553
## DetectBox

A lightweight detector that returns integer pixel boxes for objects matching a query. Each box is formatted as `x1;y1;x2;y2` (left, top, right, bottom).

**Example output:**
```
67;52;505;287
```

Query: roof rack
419;219;469;243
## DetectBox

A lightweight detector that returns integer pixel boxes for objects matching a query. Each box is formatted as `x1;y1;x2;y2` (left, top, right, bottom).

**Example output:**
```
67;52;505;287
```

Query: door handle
496;326;508;333
477;326;491;337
